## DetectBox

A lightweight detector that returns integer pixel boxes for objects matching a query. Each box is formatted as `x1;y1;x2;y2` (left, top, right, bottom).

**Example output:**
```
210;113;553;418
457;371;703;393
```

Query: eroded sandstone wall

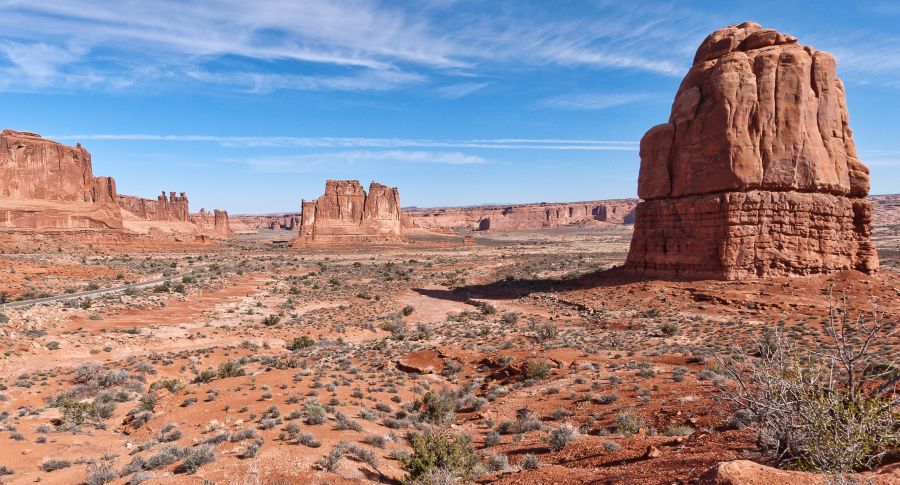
0;130;123;230
626;22;878;279
294;180;402;244
118;192;190;222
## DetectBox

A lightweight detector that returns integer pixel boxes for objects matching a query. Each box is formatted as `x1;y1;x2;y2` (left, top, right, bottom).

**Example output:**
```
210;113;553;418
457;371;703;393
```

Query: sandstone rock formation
294;180;403;244
118;191;190;222
0;130;123;231
229;214;299;233
405;199;637;232
626;22;878;279
191;209;234;238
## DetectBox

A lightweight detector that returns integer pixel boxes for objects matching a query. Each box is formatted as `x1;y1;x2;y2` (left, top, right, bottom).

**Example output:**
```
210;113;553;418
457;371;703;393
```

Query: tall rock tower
626;22;878;279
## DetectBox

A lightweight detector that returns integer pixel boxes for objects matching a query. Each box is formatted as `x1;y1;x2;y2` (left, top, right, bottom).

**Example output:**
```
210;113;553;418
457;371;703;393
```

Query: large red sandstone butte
294;180;403;244
0;129;123;231
626;22;879;279
0;129;234;241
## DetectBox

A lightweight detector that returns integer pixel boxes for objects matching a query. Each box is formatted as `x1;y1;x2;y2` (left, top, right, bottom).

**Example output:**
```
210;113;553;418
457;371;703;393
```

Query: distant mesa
404;200;638;233
625;22;878;279
0;129;233;241
292;179;404;245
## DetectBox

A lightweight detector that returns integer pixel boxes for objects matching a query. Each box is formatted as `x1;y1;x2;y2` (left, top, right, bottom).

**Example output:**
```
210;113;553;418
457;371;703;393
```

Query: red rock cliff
404;199;637;232
626;22;878;279
0;130;123;230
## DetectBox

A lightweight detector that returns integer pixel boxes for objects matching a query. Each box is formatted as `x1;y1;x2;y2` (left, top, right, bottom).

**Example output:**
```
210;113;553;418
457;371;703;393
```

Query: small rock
644;445;661;459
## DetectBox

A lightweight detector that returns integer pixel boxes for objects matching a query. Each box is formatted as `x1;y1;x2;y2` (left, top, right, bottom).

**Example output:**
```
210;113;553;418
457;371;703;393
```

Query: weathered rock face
627;22;878;279
405;199;637;232
190;208;233;238
118;191;190;222
0;130;123;230
294;180;403;244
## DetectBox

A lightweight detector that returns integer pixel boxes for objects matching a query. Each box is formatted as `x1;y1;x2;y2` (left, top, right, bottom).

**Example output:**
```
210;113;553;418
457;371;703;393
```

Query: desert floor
0;223;897;484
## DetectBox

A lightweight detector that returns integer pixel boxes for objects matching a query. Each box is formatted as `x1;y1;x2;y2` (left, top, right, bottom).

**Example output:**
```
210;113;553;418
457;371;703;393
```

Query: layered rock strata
294;180;403;244
118;191;190;222
0;130;123;230
626;22;878;279
191;209;233;238
405;199;637;232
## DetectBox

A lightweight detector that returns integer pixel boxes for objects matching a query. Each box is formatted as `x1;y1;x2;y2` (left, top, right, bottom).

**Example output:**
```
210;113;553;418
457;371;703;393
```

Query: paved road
0;272;195;310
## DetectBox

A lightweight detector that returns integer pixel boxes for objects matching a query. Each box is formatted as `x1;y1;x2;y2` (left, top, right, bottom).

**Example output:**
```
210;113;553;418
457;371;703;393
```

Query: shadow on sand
412;265;659;303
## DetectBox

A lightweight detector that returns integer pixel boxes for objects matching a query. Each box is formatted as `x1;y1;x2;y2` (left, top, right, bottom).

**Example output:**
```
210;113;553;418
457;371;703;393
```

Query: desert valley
0;17;898;485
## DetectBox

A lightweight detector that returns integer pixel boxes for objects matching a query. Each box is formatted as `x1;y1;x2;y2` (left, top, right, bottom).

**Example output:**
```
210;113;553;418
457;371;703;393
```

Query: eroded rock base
626;191;878;280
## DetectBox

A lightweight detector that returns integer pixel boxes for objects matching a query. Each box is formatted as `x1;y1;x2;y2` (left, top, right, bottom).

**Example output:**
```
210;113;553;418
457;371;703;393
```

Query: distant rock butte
0;129;123;231
626;22;878;279
191;209;234;239
293;180;403;244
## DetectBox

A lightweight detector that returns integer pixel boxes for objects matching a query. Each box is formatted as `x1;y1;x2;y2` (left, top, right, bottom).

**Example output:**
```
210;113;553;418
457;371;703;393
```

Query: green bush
525;361;551;380
420;390;459;425
400;428;477;484
286;336;315;351
615;411;645;435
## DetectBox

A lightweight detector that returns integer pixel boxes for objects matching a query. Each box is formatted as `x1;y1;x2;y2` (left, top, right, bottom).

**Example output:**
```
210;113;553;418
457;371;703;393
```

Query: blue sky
1;0;898;213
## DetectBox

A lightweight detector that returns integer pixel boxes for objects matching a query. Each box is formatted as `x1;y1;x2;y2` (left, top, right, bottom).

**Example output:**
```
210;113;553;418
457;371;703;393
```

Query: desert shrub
262;314;281;326
85;461;118;485
535;323;558;342
286;336;315;350
305;405;327;425
400;428;477;484
525;361;551;380
402;305;415;316
659;322;679;337
176;445;216;473
548;423;577;451
41;459;71;471
603;440;620;453
145;445;188;469
315;444;344;472
217;360;245;379
484;452;508;472
522;453;540;470
615;411;645;435
717;298;899;473
420;390;459;426
484;430;500;447
50;394;114;426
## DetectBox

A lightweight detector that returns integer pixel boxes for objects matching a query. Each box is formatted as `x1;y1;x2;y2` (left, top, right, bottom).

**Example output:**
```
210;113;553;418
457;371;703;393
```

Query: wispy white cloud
247;150;487;173
433;82;489;99
537;92;656;111
50;134;639;151
0;0;706;93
